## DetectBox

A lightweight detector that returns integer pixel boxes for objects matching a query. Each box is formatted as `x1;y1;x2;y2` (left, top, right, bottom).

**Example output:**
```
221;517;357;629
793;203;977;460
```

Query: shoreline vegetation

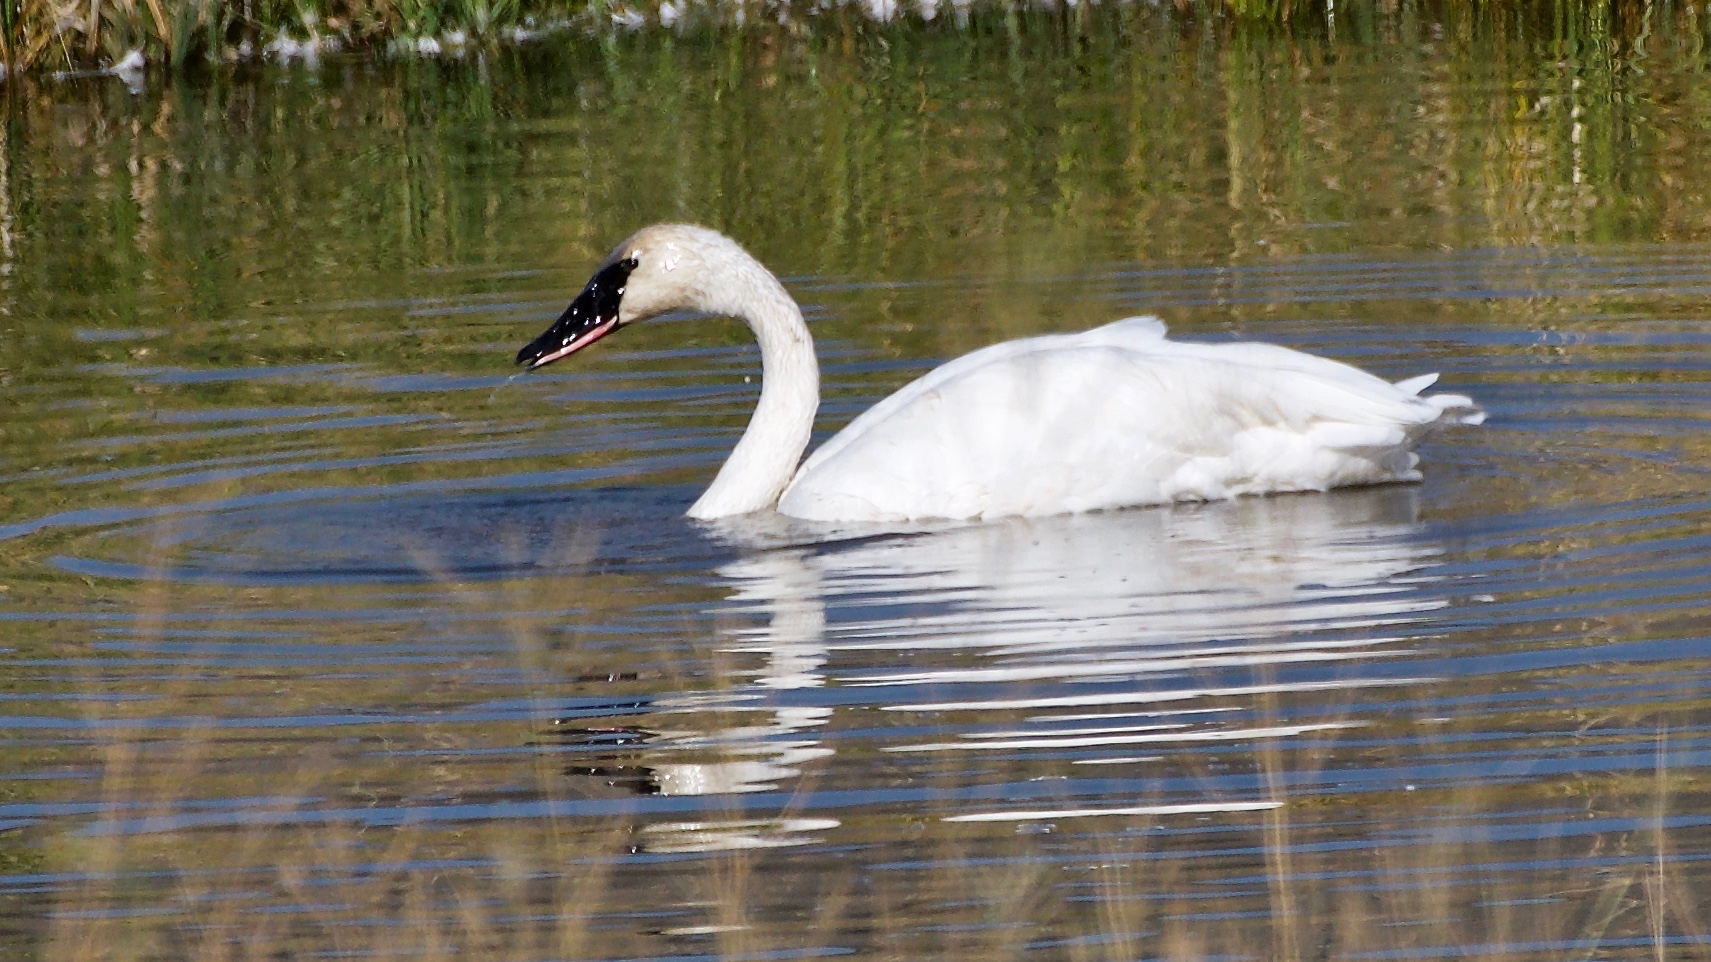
0;0;1701;80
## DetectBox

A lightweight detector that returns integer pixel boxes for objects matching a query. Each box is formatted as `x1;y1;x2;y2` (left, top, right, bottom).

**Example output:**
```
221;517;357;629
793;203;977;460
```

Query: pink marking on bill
528;317;619;369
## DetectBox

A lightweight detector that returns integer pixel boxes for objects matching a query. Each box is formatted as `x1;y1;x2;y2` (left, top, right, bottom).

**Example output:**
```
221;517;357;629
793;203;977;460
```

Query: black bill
515;258;637;370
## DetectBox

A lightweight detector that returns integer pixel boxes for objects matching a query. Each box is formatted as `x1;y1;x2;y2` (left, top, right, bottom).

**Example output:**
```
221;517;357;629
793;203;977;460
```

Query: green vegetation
3;8;1711;960
0;0;1701;78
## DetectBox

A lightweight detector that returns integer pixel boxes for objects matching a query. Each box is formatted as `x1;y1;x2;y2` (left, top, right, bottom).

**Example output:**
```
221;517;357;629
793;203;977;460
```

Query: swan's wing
800;316;1170;473
778;323;1481;521
1080;315;1169;343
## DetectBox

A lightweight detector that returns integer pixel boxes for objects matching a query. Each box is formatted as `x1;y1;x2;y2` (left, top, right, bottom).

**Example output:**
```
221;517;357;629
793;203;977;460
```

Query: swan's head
515;224;732;371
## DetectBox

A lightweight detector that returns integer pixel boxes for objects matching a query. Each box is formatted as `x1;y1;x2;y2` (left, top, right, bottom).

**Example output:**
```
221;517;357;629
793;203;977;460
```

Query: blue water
6;20;1711;960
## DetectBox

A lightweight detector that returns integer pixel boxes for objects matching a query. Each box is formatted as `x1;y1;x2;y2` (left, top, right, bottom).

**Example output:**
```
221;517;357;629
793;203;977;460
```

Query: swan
516;224;1483;522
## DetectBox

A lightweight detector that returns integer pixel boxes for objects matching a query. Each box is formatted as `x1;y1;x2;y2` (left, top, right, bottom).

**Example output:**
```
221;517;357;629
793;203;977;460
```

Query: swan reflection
558;487;1446;837
732;486;1444;685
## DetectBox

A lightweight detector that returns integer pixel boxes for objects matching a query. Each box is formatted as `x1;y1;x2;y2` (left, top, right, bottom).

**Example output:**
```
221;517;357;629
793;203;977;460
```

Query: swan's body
517;225;1483;522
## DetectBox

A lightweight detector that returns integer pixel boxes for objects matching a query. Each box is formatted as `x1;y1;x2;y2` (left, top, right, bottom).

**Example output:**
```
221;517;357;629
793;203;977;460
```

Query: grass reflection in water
4;6;1711;961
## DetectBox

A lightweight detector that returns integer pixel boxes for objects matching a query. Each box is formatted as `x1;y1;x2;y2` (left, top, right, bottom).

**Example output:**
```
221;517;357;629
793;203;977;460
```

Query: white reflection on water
793;487;1443;670
623;486;1446;812
641;816;842;853
638;548;836;799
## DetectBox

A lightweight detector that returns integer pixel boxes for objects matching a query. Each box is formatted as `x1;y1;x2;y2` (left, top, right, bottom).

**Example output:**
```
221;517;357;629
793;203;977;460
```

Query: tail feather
1393;372;1439;395
1395;371;1485;426
1423;391;1485;426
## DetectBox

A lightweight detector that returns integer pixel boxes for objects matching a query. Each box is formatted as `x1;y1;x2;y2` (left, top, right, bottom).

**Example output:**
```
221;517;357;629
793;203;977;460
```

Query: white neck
686;249;819;519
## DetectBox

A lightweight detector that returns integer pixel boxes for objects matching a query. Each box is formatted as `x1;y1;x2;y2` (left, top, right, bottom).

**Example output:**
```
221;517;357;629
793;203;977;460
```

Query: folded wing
777;317;1483;521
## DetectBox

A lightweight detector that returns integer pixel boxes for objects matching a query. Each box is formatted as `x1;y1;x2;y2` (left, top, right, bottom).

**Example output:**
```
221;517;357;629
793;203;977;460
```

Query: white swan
516;224;1483;522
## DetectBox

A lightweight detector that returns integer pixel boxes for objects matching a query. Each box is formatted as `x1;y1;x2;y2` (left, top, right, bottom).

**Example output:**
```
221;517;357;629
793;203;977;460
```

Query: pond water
4;8;1711;961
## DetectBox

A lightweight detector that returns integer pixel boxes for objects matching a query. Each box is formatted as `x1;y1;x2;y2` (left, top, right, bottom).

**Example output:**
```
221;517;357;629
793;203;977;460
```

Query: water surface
3;10;1711;960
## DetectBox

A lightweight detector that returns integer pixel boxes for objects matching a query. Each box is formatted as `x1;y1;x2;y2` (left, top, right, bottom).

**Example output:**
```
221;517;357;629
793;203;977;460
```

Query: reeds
0;0;1690;78
0;0;556;73
42;639;1711;962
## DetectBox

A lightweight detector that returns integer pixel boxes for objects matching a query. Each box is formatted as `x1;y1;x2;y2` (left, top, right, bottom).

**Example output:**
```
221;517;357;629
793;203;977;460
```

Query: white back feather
779;316;1481;521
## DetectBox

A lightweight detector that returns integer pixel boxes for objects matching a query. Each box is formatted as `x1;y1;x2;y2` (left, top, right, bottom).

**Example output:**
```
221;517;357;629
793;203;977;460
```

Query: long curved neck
686;251;819;519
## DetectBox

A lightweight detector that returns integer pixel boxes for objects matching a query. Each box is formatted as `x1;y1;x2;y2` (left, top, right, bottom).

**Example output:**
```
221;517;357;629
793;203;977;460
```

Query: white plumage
781;316;1481;520
516;225;1483;523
